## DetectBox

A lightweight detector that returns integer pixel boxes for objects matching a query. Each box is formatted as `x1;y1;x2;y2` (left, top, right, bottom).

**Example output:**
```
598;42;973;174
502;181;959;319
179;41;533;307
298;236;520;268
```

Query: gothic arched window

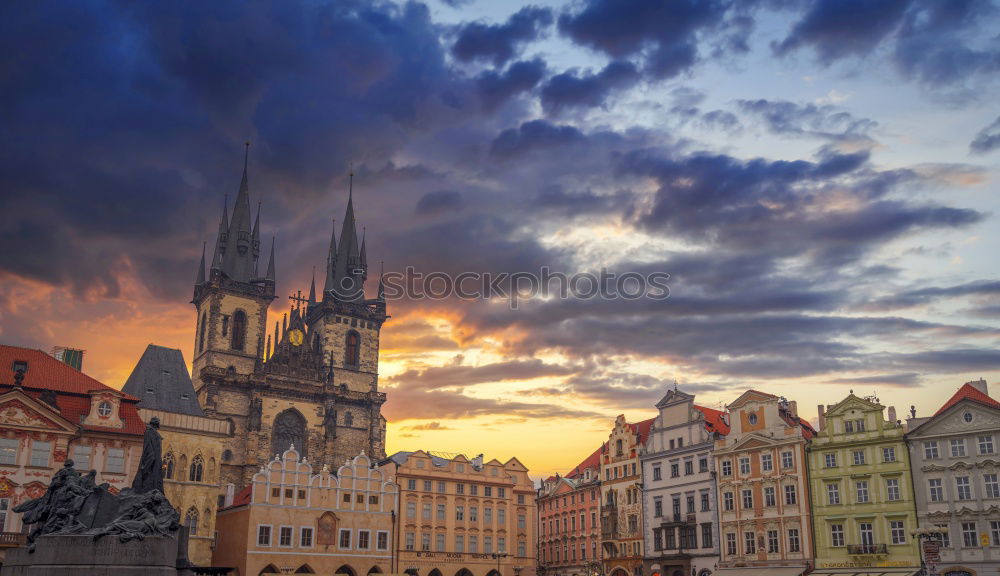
185;507;199;536
231;310;247;351
163;452;175;479
343;412;353;427
271;409;308;459
189;455;204;482
199;313;207;353
345;331;360;368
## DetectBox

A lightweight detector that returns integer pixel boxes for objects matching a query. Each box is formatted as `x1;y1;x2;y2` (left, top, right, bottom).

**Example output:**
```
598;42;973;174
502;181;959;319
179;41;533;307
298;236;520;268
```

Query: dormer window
97;401;112;417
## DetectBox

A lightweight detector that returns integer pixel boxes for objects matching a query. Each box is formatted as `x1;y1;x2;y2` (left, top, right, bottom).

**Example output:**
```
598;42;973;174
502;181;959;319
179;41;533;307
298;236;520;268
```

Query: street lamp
492;550;508;576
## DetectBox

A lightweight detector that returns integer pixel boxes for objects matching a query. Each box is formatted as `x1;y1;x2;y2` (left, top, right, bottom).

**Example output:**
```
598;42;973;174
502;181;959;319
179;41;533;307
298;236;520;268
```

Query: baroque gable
0;392;76;433
907;399;1000;439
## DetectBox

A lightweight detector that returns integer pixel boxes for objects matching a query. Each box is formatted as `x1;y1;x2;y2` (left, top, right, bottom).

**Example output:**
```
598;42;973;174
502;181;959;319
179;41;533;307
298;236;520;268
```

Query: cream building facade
213;446;399;576
386;450;537;576
600;415;653;576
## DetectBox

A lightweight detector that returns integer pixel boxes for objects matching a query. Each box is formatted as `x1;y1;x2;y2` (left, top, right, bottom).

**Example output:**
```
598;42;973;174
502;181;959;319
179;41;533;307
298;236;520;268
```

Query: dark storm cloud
451;6;554;66
737;99;878;140
416;190;464;215
539;60;640;114
386;358;572;389
382;384;603;421
475;58;547;111
861;280;1000;311
971;116;1000;154
775;0;999;90
490;120;587;158
557;371;725;409
828;373;922;387
558;0;733;79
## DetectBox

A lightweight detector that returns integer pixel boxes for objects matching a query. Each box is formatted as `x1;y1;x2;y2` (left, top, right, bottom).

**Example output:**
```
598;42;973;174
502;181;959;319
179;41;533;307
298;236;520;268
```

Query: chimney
966;378;988;396
887;406;897;424
817;405;826;431
788;400;798;417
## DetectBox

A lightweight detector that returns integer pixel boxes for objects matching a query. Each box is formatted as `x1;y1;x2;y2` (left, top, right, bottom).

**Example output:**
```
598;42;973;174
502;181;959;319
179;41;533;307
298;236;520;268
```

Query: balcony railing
0;532;26;547
847;544;887;555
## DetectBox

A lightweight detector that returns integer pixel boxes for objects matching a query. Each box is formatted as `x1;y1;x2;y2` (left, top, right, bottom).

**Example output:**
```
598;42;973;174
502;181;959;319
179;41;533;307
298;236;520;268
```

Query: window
827;483;840;505
499;537;506;553
761;453;773;472
748;413;758;425
844;420;854;433
455;535;465;553
407;479;416;490
702;523;713;548
405;532;414;551
301;527;313;547
831;524;845;547
437;503;446;521
485;508;492;523
991;521;1000;546
883;447;896;463
0;498;8;532
701;492;710;511
345;331;360;367
72;445;92;470
859;522;874;547
781;451;793;469
890;521;906;544
700;458;709;472
824;452;837;468
886;478;901;501
438;481;446;493
767;529;779;553
339;529;351;549
518;540;526;557
929;479;944;502
951;439;967;458
0;439;17;465
258;525;272;546
924;441;939;459
279;526;293;547
962;522;977;547
741;489;753;509
97;401;112;417
29;441;50;467
788;528;801;552
764;486;776;507
106;448;125;474
498;509;506;525
499;487;507;498
985;473;1000;498
687;494;695;513
198;313;207;352
469;534;478;553
518;514;526;530
485;536;493;554
784;484;797;505
421;533;430;551
726;533;737;556
518;494;525;504
671;463;679;477
853;450;865;465
964;411;974;423
685;460;693;475
723;492;734;511
406;501;415;518
979;435;995;455
436;533;445;552
484;486;493;497
456;506;464;521
163;453;175;479
722;460;732;476
652;465;661;481
956;476;972;500
422;503;431;520
189;455;204;482
856;481;869;503
739;457;750;476
423;480;432;491
744;531;756;554
231;310;246;351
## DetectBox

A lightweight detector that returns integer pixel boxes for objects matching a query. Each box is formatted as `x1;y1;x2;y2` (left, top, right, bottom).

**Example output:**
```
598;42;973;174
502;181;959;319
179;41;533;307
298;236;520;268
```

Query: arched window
199;313;207;353
208;457;216;481
222;449;233;462
343;412;353;427
271;409;308;459
189;455;204;482
313;333;322;355
185;507;199;536
163;453;175;479
345;331;360;368
231;310;247;351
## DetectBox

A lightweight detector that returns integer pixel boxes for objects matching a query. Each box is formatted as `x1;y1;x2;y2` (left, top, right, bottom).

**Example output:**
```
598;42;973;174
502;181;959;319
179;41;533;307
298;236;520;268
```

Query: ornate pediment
730;433;774;451
0;393;74;432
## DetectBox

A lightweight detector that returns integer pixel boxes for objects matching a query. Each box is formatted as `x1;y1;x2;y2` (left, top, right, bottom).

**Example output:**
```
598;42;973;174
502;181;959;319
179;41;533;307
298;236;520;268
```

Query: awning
714;567;806;576
810;570;919;576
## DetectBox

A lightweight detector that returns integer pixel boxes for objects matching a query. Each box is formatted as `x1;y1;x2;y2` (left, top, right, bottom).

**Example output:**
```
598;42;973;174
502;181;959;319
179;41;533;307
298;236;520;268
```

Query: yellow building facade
213;446;399;576
386;451;537;576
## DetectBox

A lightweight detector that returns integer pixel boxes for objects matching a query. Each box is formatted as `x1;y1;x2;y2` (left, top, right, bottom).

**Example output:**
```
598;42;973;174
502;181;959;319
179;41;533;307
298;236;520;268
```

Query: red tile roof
934;382;1000;417
566;444;604;479
629;417;656;445
0;345;144;435
225;485;253;509
694;404;731;435
798;417;816;440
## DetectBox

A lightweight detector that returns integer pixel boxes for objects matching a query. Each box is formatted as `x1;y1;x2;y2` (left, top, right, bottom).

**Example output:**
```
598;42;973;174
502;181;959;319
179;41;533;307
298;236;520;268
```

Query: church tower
191;146;276;394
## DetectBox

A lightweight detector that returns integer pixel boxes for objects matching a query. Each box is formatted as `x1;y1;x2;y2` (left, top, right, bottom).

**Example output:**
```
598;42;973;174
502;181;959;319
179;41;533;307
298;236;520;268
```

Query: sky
1;0;999;479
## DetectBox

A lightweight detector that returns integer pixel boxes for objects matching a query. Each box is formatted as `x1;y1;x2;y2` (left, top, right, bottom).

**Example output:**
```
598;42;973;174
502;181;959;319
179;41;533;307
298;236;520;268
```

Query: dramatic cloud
737;98;878;141
475;58;547;111
540;60;640;113
452;6;554;66
773;0;911;62
971;115;1000;154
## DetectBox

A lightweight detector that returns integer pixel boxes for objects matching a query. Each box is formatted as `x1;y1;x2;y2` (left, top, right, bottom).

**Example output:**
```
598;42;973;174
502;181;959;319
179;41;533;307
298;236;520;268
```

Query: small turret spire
308;267;316;304
196;242;207;286
265;236;276;282
377;260;385;301
323;219;337;294
210;195;229;270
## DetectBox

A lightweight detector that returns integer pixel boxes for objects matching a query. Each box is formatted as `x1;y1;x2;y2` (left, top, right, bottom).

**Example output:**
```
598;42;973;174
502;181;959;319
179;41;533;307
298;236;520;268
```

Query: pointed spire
253;202;261;243
308;267;317;304
274;321;280;353
360;227;368;269
282;313;287;339
329;169;364;301
196;242;207;286
377;261;385;301
323;219;337;293
266;334;272;361
222;142;255;282
265;236;276;282
211;195;229;270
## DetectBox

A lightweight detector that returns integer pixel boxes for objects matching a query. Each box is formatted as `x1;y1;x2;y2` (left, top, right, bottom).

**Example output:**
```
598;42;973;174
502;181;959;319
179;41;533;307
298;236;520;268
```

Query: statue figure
13;460;94;551
131;417;163;494
92;490;179;543
323;406;337;439
248;397;263;431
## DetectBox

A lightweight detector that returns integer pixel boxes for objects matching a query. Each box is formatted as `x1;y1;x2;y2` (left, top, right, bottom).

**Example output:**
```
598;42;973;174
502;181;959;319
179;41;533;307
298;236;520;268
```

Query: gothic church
190;152;388;489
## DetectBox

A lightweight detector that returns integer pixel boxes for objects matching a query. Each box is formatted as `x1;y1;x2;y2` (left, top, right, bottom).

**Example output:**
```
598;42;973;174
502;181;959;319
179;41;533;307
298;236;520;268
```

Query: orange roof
934;382;1000;417
629;417;656;445
694;404;731;435
566;444;604;479
225;485;253;509
798;417;816;440
0;344;144;435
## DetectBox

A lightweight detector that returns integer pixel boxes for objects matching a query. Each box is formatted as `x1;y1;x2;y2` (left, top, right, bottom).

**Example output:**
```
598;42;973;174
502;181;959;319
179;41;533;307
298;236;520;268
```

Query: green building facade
808;393;921;575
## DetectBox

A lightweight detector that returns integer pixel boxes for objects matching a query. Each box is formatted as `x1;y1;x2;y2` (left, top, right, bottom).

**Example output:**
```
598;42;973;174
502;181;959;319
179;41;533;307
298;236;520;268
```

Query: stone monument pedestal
0;534;191;576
